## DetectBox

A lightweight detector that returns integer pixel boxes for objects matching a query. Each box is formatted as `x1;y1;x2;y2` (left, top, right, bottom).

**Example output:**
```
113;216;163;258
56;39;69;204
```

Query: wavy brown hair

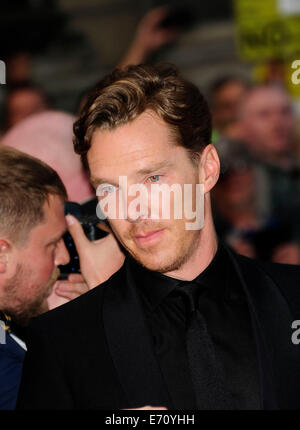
73;63;212;171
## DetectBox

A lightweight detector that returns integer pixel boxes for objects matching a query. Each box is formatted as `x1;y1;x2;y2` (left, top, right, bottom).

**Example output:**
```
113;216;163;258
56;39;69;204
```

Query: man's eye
148;175;161;183
100;185;116;194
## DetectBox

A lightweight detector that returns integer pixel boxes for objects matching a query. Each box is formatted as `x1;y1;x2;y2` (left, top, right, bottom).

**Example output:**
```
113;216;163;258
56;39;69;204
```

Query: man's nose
126;189;149;223
55;239;70;266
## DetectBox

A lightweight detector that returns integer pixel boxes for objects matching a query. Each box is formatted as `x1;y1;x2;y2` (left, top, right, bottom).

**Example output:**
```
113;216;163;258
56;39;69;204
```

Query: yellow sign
234;0;300;61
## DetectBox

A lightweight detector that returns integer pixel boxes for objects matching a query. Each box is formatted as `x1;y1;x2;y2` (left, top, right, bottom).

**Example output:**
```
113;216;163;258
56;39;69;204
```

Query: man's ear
199;144;220;193
0;240;10;274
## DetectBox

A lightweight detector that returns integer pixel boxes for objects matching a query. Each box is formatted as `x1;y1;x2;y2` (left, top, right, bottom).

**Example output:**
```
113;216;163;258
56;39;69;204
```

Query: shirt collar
127;238;233;312
127;253;180;311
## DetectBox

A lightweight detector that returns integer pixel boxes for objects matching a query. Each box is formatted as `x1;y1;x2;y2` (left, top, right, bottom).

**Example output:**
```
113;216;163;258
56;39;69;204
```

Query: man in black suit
17;64;300;410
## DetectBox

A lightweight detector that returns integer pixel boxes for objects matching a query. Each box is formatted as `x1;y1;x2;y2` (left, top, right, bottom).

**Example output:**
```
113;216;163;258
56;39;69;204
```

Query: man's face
88;111;203;274
1;194;70;325
212;81;247;133
241;88;294;155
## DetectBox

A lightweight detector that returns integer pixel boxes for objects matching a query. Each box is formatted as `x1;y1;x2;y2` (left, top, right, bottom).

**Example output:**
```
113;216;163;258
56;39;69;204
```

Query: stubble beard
123;228;201;274
2;264;59;326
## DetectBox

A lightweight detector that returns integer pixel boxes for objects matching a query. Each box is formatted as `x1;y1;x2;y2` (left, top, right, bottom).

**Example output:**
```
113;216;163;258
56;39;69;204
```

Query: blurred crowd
211;75;300;264
1;5;300;266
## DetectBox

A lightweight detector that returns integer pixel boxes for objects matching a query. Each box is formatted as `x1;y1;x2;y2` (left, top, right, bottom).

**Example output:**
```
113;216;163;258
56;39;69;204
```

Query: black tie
174;281;235;410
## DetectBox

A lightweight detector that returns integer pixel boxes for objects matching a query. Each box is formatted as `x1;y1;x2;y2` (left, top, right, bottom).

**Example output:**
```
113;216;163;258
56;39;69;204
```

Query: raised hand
66;215;125;289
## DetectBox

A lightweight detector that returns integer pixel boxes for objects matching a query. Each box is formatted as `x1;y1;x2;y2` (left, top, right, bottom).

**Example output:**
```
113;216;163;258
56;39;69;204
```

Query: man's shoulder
234;252;300;308
235;252;300;282
28;265;126;333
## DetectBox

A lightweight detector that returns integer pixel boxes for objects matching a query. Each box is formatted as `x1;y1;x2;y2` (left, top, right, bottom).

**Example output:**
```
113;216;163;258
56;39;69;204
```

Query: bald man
0;110;94;203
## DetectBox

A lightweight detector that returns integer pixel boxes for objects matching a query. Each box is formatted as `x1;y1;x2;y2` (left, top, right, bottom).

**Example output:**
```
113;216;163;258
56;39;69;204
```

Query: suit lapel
102;260;172;409
225;245;300;409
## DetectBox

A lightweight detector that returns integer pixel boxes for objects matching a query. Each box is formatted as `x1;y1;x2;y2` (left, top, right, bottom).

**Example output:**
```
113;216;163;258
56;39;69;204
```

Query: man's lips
135;229;163;238
134;229;165;244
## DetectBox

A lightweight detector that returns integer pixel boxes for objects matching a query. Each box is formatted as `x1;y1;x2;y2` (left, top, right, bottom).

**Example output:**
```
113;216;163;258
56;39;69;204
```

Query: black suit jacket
17;246;300;409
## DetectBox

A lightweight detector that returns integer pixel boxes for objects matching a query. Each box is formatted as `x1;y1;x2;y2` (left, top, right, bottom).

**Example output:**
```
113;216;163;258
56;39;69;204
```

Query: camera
58;200;108;279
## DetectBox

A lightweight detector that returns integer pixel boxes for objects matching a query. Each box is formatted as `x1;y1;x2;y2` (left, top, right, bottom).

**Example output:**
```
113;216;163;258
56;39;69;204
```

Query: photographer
0;146;124;409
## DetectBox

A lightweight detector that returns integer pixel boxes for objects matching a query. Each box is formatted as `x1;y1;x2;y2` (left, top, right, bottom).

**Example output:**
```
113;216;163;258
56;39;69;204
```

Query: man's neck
165;219;218;282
